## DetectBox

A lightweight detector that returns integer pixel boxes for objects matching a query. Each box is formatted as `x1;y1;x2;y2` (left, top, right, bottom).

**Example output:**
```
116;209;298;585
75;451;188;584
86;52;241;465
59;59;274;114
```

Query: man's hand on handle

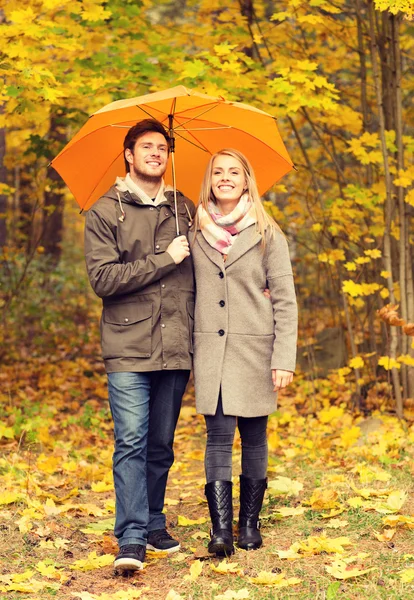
166;235;190;265
272;369;294;391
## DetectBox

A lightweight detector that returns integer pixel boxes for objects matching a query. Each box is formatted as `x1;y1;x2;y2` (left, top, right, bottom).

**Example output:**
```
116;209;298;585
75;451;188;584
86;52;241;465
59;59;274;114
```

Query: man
84;119;195;572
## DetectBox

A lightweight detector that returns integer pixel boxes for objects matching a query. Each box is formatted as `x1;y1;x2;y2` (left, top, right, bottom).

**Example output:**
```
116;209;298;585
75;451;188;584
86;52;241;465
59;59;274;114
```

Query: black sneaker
147;529;180;554
114;544;146;572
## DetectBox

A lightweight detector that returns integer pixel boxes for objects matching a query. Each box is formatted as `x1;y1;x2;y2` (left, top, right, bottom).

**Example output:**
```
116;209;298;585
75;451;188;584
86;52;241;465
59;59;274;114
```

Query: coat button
219;300;225;307
161;323;166;328
219;272;224;279
155;244;160;250
161;284;165;288
124;318;129;323
149;207;154;211
218;329;225;336
163;363;167;368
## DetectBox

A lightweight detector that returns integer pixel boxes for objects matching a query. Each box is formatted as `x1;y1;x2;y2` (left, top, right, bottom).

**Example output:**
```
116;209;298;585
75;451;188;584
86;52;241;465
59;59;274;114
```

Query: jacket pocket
187;300;194;354
101;302;153;359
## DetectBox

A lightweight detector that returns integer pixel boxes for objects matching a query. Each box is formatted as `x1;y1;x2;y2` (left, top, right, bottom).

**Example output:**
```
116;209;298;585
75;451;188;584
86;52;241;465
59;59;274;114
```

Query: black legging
204;394;268;483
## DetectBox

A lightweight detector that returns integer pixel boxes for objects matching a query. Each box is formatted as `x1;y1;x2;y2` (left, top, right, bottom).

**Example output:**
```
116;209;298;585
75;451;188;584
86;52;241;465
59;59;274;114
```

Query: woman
191;149;298;556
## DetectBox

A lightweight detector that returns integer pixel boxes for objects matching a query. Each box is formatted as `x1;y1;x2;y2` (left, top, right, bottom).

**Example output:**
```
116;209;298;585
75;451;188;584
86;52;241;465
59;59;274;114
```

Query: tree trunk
368;0;402;417
42;111;67;267
0;110;7;247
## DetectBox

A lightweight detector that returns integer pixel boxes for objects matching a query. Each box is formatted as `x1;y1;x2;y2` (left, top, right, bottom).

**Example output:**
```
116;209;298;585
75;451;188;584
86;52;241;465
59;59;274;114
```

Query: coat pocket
101;302;153;359
187;300;195;354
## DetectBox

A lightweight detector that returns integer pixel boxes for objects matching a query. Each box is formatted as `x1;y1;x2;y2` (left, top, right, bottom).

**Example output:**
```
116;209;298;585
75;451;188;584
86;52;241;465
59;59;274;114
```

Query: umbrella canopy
51;85;294;211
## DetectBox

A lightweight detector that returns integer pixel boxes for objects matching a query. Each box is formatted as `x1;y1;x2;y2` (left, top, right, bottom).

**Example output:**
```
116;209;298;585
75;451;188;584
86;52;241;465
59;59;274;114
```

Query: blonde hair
194;148;282;247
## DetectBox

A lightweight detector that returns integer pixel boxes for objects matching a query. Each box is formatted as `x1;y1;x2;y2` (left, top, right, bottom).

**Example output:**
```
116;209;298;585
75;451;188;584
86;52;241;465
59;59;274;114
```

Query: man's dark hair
123;119;170;172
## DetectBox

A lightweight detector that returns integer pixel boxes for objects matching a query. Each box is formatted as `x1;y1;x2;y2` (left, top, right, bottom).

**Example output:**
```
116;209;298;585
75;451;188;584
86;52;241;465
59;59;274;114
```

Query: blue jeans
107;370;190;547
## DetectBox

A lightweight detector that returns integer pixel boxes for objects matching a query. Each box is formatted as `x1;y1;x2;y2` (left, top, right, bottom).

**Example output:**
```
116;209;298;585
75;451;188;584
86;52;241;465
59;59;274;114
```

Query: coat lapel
194;226;261;270
225;225;262;268
195;233;225;270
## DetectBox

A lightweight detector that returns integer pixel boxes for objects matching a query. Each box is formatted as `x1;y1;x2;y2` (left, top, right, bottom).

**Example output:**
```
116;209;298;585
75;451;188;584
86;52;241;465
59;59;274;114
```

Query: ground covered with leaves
1;266;414;600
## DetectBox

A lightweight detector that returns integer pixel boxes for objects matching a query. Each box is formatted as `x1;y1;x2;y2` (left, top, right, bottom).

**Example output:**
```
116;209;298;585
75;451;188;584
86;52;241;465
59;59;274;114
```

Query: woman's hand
272;369;293;391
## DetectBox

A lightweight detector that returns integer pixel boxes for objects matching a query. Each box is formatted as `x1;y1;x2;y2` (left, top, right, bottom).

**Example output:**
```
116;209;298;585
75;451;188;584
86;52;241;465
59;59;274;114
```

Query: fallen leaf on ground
274;506;306;517
184;559;203;581
382;515;414;529
326;559;376;580
191;531;209;539
399;569;414;583
70;551;114;571
290;535;353;556
177;515;207;526
321;507;345;519
267;477;303;497
210;560;243;575
325;519;348;529
309;488;339;509
248;571;301;587
373;529;396;542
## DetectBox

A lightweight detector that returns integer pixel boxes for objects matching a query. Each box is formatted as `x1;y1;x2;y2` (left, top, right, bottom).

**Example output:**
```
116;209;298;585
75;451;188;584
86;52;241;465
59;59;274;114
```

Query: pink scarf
197;193;256;256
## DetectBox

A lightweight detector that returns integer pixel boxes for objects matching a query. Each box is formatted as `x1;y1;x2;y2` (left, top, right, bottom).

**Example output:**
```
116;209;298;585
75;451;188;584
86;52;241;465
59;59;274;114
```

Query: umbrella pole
168;113;180;237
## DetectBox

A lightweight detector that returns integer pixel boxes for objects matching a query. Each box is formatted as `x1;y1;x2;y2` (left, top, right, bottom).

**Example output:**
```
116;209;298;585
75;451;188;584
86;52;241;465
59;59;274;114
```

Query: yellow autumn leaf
274;506;306;517
291;535;353;555
373;529;396;542
326;559;376;580
364;249;382;258
191;531;209;540
0;424;14;440
325;519;348;529
309;489;339;509
321;508;345;519
378;356;401;370
215;590;250;599
170;553;188;563
384;490;407;512
184;559;203;581
165;590;186;600
345;262;357;271
164;498;179;506
248;571;301;587
0;491;24;506
399;569;414;583
405;189;414;206
382;515;414;529
91;481;113;493
349;356;364;369
70;551;114;571
36;561;66;580
354;464;391;483
177;515;207;526
267;476;303;497
210;560;243;575
5;579;48;593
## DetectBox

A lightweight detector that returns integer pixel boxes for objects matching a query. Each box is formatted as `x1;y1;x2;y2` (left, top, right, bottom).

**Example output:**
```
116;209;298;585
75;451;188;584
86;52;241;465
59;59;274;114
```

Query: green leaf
327;581;341;599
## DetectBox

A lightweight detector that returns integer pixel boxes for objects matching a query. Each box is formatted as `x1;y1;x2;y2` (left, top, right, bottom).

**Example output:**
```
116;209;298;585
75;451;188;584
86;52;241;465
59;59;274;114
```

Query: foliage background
1;1;414;598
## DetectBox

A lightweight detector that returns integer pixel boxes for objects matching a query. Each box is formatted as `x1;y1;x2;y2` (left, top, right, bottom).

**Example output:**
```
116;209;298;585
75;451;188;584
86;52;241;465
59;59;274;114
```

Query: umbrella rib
173;129;210;152
171;103;220;128
174;126;232;131
173;117;212;154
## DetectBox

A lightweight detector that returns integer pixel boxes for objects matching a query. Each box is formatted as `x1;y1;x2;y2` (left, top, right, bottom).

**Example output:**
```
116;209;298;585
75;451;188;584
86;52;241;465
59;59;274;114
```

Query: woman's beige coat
192;225;298;418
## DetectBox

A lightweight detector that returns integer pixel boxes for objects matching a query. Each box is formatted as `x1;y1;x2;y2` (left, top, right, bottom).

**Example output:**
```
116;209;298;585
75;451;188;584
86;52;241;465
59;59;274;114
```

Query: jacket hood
102;184;179;207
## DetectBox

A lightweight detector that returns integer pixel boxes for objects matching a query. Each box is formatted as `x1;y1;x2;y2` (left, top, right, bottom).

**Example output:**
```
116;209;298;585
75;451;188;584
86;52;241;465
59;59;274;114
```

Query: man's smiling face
125;131;169;181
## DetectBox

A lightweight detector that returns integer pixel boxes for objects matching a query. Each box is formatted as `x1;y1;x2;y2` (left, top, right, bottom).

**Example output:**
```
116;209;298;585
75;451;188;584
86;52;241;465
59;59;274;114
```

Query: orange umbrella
52;85;294;217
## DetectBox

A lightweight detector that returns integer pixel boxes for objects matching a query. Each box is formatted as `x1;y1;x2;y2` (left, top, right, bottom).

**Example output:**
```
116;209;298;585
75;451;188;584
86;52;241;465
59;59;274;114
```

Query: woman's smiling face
211;154;247;213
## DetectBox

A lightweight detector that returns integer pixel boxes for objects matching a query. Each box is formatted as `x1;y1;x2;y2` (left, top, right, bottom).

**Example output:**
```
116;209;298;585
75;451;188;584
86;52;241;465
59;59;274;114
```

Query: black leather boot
237;475;267;550
205;480;234;556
